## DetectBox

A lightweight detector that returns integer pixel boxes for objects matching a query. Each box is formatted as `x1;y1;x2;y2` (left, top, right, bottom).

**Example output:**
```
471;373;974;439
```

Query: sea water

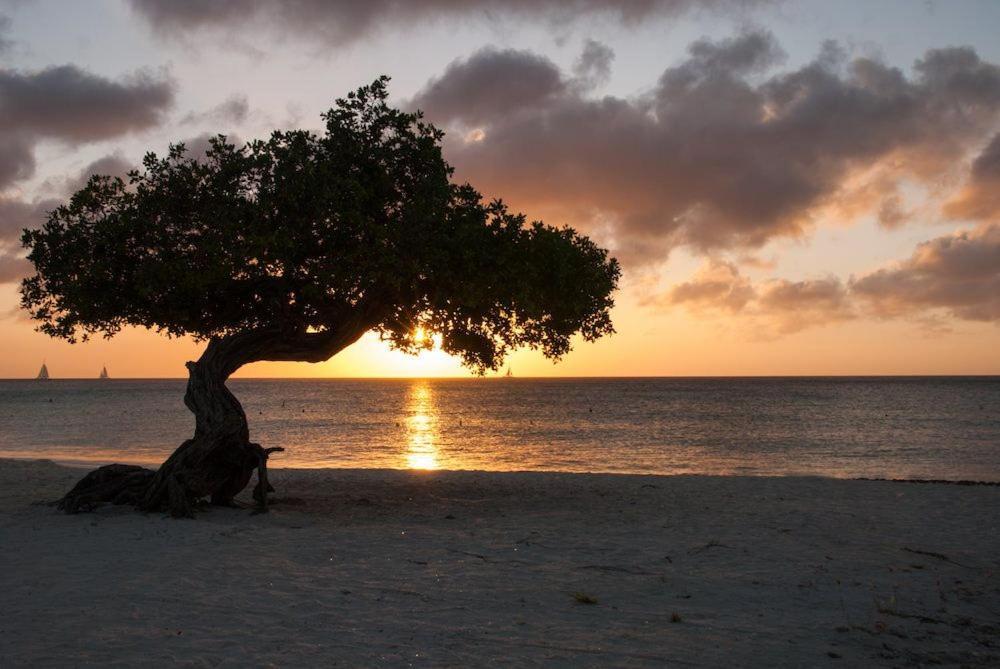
0;377;998;480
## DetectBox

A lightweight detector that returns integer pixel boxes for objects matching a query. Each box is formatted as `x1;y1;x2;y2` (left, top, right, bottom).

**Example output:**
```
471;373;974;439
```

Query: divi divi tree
21;78;620;517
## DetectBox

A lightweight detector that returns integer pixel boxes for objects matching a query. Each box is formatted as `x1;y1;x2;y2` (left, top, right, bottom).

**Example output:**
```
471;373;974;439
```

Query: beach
1;458;998;666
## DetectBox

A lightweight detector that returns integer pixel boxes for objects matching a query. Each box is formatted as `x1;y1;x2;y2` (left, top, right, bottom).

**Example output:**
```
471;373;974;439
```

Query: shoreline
5;455;1000;486
2;458;998;665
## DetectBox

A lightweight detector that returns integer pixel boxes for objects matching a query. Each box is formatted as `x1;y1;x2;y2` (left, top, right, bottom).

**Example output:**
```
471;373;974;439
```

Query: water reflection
404;382;440;470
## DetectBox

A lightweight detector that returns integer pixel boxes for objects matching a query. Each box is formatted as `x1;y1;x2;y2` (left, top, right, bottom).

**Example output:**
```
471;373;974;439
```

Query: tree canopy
21;77;619;372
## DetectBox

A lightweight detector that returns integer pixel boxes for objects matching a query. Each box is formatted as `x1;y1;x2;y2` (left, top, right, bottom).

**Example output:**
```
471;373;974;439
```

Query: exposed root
252;445;285;514
57;464;155;514
57;442;286;518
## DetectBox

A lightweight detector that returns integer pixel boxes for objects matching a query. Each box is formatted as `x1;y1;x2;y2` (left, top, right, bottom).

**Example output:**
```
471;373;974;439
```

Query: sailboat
36;363;50;380
99;365;109;380
505;366;512;378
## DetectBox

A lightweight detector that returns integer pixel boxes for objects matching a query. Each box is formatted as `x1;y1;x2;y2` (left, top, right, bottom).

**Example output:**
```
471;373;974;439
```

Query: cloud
573;39;615;88
2;154;134;253
413;32;1000;264
0;135;35;189
180;94;249;126
876;193;909;229
128;0;772;44
0;65;174;143
664;221;1000;335
0;14;13;54
0;196;55;248
409;48;566;126
0;251;30;284
666;259;754;312
754;276;854;333
852;223;1000;322
55;153;136;196
944;133;1000;221
660;259;853;334
0;63;172;197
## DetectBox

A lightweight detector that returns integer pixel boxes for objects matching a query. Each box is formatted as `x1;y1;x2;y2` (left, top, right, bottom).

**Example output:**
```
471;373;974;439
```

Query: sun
319;330;468;377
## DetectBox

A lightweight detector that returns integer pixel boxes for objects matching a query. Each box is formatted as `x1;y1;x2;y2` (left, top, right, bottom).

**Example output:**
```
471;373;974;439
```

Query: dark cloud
679;28;785;76
0;63;172;204
945;134;1000;221
180;94;249;126
0;135;35;189
57;153;136;196
972;133;1000;179
0;65;174;143
0;251;30;284
852;223;1000;322
129;0;772;44
410;48;566;127
0;196;54;248
414;32;1000;263
573;39;615;88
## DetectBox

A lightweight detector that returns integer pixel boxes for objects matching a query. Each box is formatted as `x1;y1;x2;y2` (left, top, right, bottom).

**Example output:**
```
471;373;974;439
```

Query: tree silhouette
21;78;620;517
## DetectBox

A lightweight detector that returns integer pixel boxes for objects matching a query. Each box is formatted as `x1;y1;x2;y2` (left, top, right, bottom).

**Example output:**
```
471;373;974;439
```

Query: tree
21;78;620;517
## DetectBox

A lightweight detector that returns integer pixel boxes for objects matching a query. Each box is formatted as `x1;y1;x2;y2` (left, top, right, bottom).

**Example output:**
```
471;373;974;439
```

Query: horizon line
4;374;1000;381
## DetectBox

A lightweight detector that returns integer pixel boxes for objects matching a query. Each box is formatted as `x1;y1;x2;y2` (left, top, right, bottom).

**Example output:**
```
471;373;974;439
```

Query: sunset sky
2;0;1000;377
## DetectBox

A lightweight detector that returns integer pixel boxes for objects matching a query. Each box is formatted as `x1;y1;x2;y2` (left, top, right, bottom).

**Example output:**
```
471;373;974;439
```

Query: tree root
56;443;286;518
252;446;285;514
57;464;156;513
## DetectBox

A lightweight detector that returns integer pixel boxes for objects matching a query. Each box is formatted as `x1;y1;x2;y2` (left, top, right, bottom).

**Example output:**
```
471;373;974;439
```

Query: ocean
0;377;998;480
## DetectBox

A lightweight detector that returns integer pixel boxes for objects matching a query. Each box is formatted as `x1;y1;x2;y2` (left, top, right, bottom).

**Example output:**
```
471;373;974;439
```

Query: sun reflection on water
404;382;440;470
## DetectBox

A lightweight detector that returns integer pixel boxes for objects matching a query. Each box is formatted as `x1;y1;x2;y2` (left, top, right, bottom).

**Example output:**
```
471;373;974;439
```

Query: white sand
1;458;998;667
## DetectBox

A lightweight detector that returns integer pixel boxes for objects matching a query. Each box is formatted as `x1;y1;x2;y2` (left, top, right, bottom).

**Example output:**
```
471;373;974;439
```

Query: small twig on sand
902;547;971;569
688;540;735;554
578;565;655;575
445;548;489;562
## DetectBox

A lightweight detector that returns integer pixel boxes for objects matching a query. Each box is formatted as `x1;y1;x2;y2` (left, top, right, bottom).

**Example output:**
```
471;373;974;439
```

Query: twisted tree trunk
58;320;371;517
135;334;276;517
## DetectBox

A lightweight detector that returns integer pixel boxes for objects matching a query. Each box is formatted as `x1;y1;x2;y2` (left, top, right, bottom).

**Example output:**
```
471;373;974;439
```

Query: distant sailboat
505;366;512;378
37;363;50;380
99;365;109;380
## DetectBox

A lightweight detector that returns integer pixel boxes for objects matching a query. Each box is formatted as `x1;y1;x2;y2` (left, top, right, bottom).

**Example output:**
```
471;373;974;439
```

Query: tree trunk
57;321;371;517
137;336;267;516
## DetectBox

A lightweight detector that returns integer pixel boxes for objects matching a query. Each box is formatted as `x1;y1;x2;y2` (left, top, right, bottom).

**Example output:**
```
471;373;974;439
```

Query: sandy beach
1;458;998;667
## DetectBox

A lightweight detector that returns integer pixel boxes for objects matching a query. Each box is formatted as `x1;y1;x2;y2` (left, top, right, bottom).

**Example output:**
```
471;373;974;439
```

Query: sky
1;0;1000;378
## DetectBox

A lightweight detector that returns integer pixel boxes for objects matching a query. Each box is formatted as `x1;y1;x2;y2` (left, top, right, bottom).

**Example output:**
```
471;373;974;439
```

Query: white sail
99;365;109;379
37;363;49;380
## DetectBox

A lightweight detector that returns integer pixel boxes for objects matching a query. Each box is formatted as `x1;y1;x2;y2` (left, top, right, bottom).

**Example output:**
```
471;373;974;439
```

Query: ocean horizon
4;376;998;481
